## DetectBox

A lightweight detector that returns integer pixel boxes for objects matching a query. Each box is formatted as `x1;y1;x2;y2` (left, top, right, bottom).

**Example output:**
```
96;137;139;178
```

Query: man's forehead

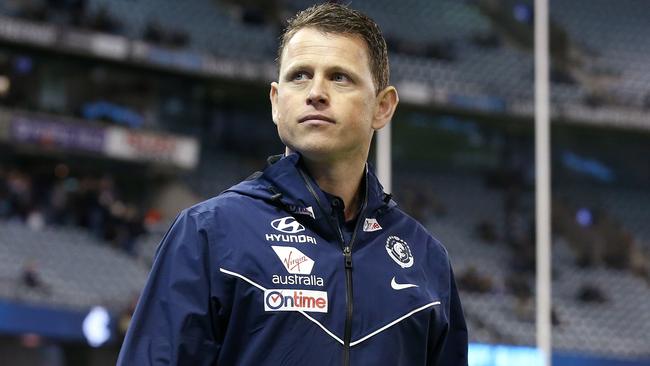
281;28;370;70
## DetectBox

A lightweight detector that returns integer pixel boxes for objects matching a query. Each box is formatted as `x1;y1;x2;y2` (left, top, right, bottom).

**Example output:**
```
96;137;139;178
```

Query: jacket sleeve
430;265;469;366
117;209;220;366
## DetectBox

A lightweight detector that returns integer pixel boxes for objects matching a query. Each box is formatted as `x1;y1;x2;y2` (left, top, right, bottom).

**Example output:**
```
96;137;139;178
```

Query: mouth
298;114;335;124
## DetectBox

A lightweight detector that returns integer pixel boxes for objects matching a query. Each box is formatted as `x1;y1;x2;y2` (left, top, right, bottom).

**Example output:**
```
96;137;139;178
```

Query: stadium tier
418;173;650;358
550;0;650;107
0;221;148;311
1;0;648;126
557;185;650;252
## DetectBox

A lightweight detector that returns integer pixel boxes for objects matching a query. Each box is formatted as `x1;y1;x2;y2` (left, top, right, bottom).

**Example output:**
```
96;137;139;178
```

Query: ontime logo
264;289;328;313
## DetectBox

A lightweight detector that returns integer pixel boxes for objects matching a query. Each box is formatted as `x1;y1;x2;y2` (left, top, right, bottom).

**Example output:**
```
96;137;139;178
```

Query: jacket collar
260;152;391;220
226;152;394;241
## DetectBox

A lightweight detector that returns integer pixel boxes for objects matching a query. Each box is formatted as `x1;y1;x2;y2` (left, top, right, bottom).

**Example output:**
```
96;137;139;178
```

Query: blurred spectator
629;245;650;282
509;230;536;274
0;165;148;256
26;208;45;231
219;0;282;27
505;273;531;300
577;283;607;304
14;1;49;22
551;306;561;327
476;219;498;243
143;20;164;44
643;92;650;110
6;169;33;220
514;296;534;323
0;167;10;218
394;175;447;223
18;260;51;297
143;20;190;49
87;5;121;34
113;204;145;254
168;29;190;48
10;0;121;36
385;34;457;62
600;221;631;270
458;266;494;293
22;261;41;289
143;208;163;230
554;198;649;279
118;293;140;338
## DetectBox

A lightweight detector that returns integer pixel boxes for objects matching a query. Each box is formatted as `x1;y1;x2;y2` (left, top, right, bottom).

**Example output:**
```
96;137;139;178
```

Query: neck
296;152;366;222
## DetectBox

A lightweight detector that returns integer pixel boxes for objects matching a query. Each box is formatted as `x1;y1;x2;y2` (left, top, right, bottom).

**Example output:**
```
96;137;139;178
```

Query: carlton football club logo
385;236;414;268
271;216;305;234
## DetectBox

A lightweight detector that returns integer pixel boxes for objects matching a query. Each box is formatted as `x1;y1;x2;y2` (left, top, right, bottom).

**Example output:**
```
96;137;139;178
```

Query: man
118;3;467;365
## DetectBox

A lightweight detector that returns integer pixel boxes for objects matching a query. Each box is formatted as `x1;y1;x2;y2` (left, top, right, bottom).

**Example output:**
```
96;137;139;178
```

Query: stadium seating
558;184;650;251
413;172;649;357
1;0;645;114
86;0;278;60
550;0;650;108
0;222;148;311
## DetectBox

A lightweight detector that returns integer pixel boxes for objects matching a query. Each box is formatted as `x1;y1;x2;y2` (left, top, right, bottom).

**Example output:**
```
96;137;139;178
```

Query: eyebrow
282;64;312;79
283;63;361;81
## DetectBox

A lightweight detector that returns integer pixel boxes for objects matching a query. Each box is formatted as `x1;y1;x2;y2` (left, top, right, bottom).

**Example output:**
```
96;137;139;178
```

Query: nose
306;77;329;107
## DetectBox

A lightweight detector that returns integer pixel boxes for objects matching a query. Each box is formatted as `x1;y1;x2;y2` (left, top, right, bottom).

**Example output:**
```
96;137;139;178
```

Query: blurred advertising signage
469;343;650;366
62;30;129;60
105;127;199;169
0;300;114;345
469;343;543;366
90;34;129;59
448;94;507;113
0;15;57;46
131;41;203;72
11;116;105;152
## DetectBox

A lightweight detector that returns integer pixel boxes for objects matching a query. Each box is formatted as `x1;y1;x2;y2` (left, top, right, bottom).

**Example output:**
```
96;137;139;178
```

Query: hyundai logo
271;217;305;234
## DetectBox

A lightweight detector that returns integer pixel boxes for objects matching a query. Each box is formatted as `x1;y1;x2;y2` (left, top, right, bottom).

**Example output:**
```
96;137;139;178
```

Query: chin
290;143;340;162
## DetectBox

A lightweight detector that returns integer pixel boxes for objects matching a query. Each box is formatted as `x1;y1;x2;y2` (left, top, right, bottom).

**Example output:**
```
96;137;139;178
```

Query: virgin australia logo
271;217;305;234
271;246;314;275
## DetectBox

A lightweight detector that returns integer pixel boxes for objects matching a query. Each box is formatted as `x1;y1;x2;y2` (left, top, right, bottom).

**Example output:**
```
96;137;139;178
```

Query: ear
270;81;279;125
372;86;399;130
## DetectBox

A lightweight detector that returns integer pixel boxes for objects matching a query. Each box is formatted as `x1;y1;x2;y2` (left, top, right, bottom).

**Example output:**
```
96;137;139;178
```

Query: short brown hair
277;3;389;94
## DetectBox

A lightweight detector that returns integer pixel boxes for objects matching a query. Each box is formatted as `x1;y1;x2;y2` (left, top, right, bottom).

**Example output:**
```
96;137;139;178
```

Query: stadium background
0;0;648;365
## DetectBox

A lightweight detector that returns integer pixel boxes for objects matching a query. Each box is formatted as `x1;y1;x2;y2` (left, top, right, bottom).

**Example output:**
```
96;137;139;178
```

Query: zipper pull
343;246;353;269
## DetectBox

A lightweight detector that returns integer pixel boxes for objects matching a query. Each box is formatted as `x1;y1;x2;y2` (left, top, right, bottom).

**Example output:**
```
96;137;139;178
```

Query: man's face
270;28;381;163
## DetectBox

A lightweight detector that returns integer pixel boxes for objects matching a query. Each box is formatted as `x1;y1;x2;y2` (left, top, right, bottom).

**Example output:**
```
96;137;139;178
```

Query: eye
332;73;350;83
291;71;309;81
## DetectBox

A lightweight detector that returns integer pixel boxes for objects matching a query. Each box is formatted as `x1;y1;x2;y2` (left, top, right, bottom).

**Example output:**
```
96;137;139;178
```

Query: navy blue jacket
117;153;468;365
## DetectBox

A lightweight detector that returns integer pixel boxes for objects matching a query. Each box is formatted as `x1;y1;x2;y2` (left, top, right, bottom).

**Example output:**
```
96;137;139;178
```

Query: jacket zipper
297;168;368;366
343;246;353;366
